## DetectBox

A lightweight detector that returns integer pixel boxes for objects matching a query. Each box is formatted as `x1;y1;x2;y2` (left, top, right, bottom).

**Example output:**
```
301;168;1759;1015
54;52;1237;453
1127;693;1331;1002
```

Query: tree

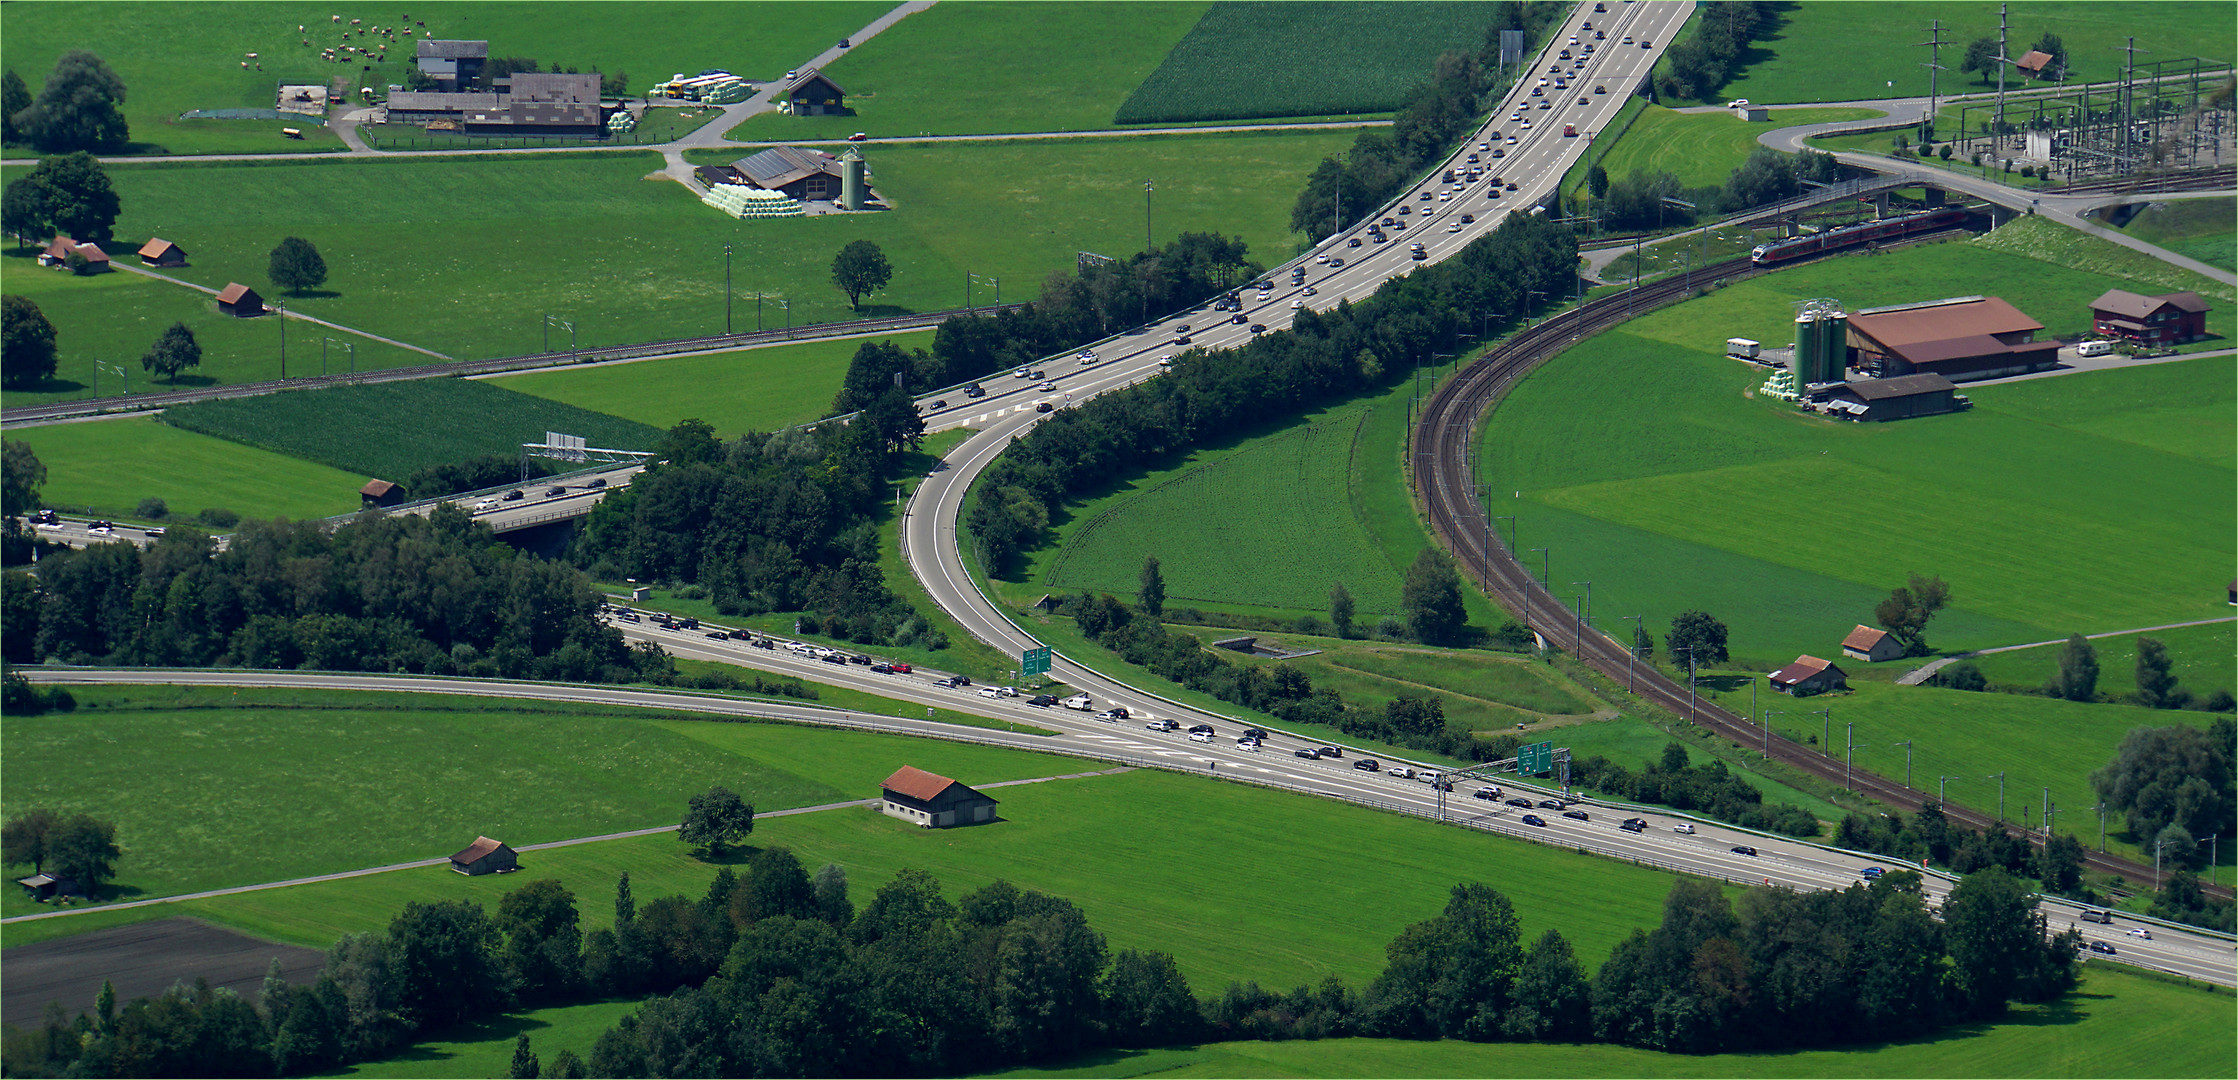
1401;548;1466;645
2090;720;2234;846
1586;163;1609;199
2133;636;2184;709
1503;927;1591;1041
2;807;61;873
1103;948;1199;1048
496;879;583;1004
1365;881;1525;1040
3;173;52;249
857;383;926;455
1872;572;1950;656
387;899;506;1029
1138;556;1165;616
1961;37;2000;84
2053;632;2098;701
1330;582;1355;639
734;846;817;925
1;69;30;145
1934;660;1988;691
1384;694;1445;738
508;1033;539;1079
46;813;120;896
21;152;119;242
2031;32;2067;78
267;236;328;294
830;239;893;311
811;862;853;926
2035;831;2085;893
2;296;57;389
1942;866;2070;1018
15;52;129;152
1665;610;1730;672
614;871;635;923
652;417;724;467
140;321;201;384
679;784;754;857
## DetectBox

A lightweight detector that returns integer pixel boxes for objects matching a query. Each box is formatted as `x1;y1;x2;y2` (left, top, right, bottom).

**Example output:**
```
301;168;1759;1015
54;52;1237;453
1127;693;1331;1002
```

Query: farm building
1840;624;1904;663
1816;373;1963;422
137;238;187;267
449;836;518;875
16;874;81;901
360;479;407;508
879;766;999;829
706;146;848;202
37;236;110;273
2014;49;2056;78
782;68;847;115
386;72;605;136
2088;289;2209;347
1734;104;1769;121
1769;655;1848;695
215;283;266;317
414;38;487;89
1844;296;2060;381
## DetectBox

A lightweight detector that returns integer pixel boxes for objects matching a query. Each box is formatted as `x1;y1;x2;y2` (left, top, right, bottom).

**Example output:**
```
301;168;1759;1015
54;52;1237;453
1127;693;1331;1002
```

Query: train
1748;207;1970;266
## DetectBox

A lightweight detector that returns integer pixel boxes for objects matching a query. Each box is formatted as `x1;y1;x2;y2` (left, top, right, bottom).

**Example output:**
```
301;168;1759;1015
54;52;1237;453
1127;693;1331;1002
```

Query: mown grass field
158;378;664;480
2110;196;2236;274
491;330;934;436
1;0;889;156
1660;2;2235;107
731;2;1211;141
5;416;368;524
995;967;2235;1079
1478;238;2235;669
1971;214;2238;333
1572;104;1880;194
344;998;644;1080
1115;2;1511;124
1961;620;2236;703
0;684;1085;926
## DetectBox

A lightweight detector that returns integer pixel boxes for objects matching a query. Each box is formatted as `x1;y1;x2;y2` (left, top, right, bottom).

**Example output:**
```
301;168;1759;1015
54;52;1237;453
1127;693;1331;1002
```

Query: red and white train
1749;207;1971;266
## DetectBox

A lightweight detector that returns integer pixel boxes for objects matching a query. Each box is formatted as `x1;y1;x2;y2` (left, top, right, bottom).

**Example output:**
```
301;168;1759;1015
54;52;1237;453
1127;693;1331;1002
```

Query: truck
1726;337;1761;359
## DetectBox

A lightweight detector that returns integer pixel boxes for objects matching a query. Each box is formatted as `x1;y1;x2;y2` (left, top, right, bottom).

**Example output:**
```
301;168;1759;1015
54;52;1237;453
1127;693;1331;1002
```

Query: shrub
196;506;239;528
1932;661;1987;691
134;497;168;520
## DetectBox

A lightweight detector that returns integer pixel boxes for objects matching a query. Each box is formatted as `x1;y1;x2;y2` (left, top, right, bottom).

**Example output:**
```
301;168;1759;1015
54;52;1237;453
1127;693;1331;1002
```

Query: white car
1037;380;1057;391
1290;298;1303;309
1013;367;1032;378
1061;694;1093;711
1387;766;1416;779
474;499;498;511
1726;98;1750;108
978;686;1003;699
1448;222;1462;233
2128;927;2152;940
1156;355;1173;368
1477;141;1489;151
1189;730;1214;743
1315;253;1330;264
786;641;815;654
1673;823;1696;834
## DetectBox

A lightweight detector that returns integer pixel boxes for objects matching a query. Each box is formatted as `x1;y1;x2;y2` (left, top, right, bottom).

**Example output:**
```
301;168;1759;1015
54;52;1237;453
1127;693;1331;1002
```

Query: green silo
1821;312;1849;381
840;147;866;211
1791;314;1817;385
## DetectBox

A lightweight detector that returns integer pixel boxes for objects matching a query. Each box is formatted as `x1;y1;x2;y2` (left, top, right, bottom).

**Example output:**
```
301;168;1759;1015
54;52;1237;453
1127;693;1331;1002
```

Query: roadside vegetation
1563;104;1879;202
2106;196;2235;274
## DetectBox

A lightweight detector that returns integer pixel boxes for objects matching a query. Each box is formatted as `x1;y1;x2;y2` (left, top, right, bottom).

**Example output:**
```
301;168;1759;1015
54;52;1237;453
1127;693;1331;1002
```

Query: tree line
1651;1;1771;103
1934;632;2235;713
1587;144;1843;233
1569;741;1820;836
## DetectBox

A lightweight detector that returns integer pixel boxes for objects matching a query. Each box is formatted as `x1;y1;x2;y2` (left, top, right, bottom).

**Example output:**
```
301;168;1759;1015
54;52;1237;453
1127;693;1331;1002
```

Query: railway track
2045;165;2236;198
1;303;1026;426
1410;234;2227;899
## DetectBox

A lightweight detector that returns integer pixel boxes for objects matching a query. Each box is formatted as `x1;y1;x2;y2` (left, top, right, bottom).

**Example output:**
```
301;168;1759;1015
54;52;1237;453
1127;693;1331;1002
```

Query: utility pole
1940;775;1960;808
1989;772;2006;822
1916;18;1948;137
723;243;733;334
1995;3;2009;143
1811;706;1832;757
1844;723;1865;790
1570;594;1587;651
1144;179;1154;252
1675;646;1699;721
1762;709;1783;758
1571;581;1592;630
2095;801;2107;852
2043;787;2053;836
1620;615;1643;691
276;301;287;378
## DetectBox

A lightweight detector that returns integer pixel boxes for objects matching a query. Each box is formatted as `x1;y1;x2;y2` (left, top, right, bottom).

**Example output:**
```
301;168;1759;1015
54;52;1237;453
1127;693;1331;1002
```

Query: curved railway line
1410;232;2227;899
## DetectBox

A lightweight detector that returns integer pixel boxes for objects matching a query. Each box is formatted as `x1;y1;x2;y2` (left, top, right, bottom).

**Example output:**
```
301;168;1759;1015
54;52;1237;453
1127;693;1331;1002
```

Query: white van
2075;340;2114;357
1061;694;1093;711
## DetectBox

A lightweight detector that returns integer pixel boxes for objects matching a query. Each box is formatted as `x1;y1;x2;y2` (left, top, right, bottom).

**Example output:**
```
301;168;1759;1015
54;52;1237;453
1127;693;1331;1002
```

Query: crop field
158;378;663;480
2110;196;2237;275
491;329;933;435
1657;2;2235;107
729;2;1211;141
1115;2;1511;124
3;416;367;524
0;684;1086;925
994;968;2235;1079
1962;620;2236;703
1569;105;1881;194
1;0;889;156
1477;239;2235;669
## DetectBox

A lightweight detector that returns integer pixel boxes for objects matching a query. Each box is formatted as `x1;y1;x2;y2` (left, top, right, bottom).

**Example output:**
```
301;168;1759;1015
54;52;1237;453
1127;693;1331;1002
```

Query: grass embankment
492;330;935;437
1569;104;1881;197
4;416;369;524
2109;196;2236;274
994;967;2235;1079
0;684;1084;925
1659;1;2234;106
732;2;1210;141
7;132;1349;407
1973;215;2238;342
0;0;888;156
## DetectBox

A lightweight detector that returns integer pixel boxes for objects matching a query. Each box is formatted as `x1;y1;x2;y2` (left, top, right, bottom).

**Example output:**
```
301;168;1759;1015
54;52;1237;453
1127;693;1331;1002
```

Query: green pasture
1660;2;2235;107
4;415;367;523
997;967;2234;1079
1;0;889;156
1478;239;2235;669
1573;104;1881;194
1114;2;1514;124
2110;196;2236;274
343;997;644;1080
159;377;662;480
1972;214;2238;320
731;2;1210;141
1961;620;2236;702
0;684;1082;923
492;330;933;436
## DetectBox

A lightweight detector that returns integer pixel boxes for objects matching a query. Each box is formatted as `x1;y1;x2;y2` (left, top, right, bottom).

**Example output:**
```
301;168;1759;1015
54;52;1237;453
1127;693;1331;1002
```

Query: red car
847;132;868;142
891;662;912;674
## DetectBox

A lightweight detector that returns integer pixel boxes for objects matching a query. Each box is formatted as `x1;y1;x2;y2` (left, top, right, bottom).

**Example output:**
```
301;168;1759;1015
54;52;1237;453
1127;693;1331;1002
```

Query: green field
1115;2;1512;124
5;415;369;523
0;0;890;156
996;968;2235;1079
2108;196;2237;275
1972;214;2238;327
492;330;933;436
1570;104;1880;195
1478;239;2235;670
1661;2;2236;107
0;684;1085;923
342;998;643;1080
731;2;1210;141
158;377;664;480
1961;620;2237;702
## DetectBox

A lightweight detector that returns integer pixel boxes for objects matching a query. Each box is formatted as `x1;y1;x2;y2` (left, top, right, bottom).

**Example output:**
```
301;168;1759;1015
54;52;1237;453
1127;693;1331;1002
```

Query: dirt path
114;263;452;360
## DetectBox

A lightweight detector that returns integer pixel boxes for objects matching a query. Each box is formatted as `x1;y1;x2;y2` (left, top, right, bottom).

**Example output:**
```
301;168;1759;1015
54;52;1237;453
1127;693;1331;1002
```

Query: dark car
751;637;776;650
1035;401;1054;413
1242;727;1267;741
1249;323;1266;334
1317;746;1341;758
965;383;985;397
1522;814;1547;827
1619;818;1647;832
821;652;848;665
848;653;873;665
677;617;699;629
1473;788;1498;801
1172;335;1192;346
2087;941;2118;955
1538;800;1565;810
1506;798;1535;809
1460;213;1474;223
1563;810;1590;821
503;489;524;501
1487;188;1502;199
1231;313;1247;324
705;630;728;640
1329;257;1344;267
1355;758;1381;772
1294;748;1320;759
545;486;568;496
1027;694;1059;707
587;478;608;488
1347;237;1362;247
926;400;948;411
1731;846;1759;857
871;663;894;673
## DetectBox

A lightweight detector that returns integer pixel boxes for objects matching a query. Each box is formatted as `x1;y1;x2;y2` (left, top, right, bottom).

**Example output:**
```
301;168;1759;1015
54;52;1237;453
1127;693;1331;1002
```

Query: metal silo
840;147;866;211
1821;310;1849;381
1792;314;1818;386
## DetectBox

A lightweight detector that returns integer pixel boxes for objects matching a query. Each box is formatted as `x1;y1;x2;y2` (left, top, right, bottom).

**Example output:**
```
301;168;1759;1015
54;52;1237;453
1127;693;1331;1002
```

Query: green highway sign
1021;646;1052;677
1518;741;1554;776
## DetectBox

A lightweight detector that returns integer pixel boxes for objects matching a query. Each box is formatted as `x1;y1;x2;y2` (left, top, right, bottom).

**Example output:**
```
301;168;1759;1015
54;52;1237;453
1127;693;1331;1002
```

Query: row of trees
1961;32;2069;85
1652;1;1771;102
1587;145;1842;232
1932;632;2234;713
3;53;129;153
1;299;203;388
1570;742;1820;836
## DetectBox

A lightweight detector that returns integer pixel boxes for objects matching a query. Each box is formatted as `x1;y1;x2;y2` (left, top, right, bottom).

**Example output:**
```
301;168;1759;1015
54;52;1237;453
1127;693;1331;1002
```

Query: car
1294;747;1321;759
1026;694;1058;707
1520;117;1533;128
1522;814;1547;827
1387;766;1416;779
1157;355;1174;367
1036;380;1056;391
1726;98;1750;108
1146;718;1180;731
1249;323;1266;334
965;383;985;398
891;662;912;674
1673;823;1696;834
1538;800;1565;810
1641;39;1652;48
1290;298;1304;308
587;478;607;488
1172;335;1191;346
1315;253;1330;264
847;132;868;142
472;498;498;511
1473;788;1499;801
1354;759;1381;771
837;37;850;47
2087;941;2118;955
1594;1;1605;9
820;651;847;664
1595;29;1606;39
1479;140;1491;150
926;399;948;411
1538;100;1551;110
1861;866;1885;880
1347;237;1362;248
1438;191;1452;201
1397;206;1411;216
1303;285;1317;296
1188;724;1214;735
1014;367;1033;378
2127;927;2152;940
544;486;570;498
1620;818;1648;832
1731;845;1759;857
1097;707;1129;720
32;510;59;525
1563;123;1578;136
847;653;872;665
1578;96;1589;105
1563;809;1590;821
1505;133;1517;144
1622;35;1633;44
503;489;525;501
1235;738;1261;752
1506;181;1519;191
1594;84;1607;94
1242;727;1267;741
144;526;166;537
1411;248;1427;261
1317;746;1341;758
1448;222;1462;233
1328;257;1344;267
1188;730;1216;743
1035;401;1054;413
1506;798;1535;809
934;676;965;688
1030;369;1045;378
1460;213;1474;223
751;637;775;650
1372;232;1387;242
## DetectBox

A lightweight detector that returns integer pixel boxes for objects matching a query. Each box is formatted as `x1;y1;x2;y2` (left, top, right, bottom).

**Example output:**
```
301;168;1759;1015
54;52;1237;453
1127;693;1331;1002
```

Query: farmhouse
1844;296;2060;381
1769;655;1848;695
879;766;999;828
137;238;187;267
360;479;407;508
215;283;267;317
705;146;847;202
2088;288;2210;347
1816;372;1963;422
1840;624;1903;663
782;68;847;115
449;836;518;875
414;38;487;90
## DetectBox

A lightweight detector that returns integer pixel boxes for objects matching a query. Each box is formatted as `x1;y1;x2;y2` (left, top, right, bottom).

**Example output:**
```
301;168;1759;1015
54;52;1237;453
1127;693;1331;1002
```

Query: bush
196;506;239;528
1932;660;1987;691
134;497;168;520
